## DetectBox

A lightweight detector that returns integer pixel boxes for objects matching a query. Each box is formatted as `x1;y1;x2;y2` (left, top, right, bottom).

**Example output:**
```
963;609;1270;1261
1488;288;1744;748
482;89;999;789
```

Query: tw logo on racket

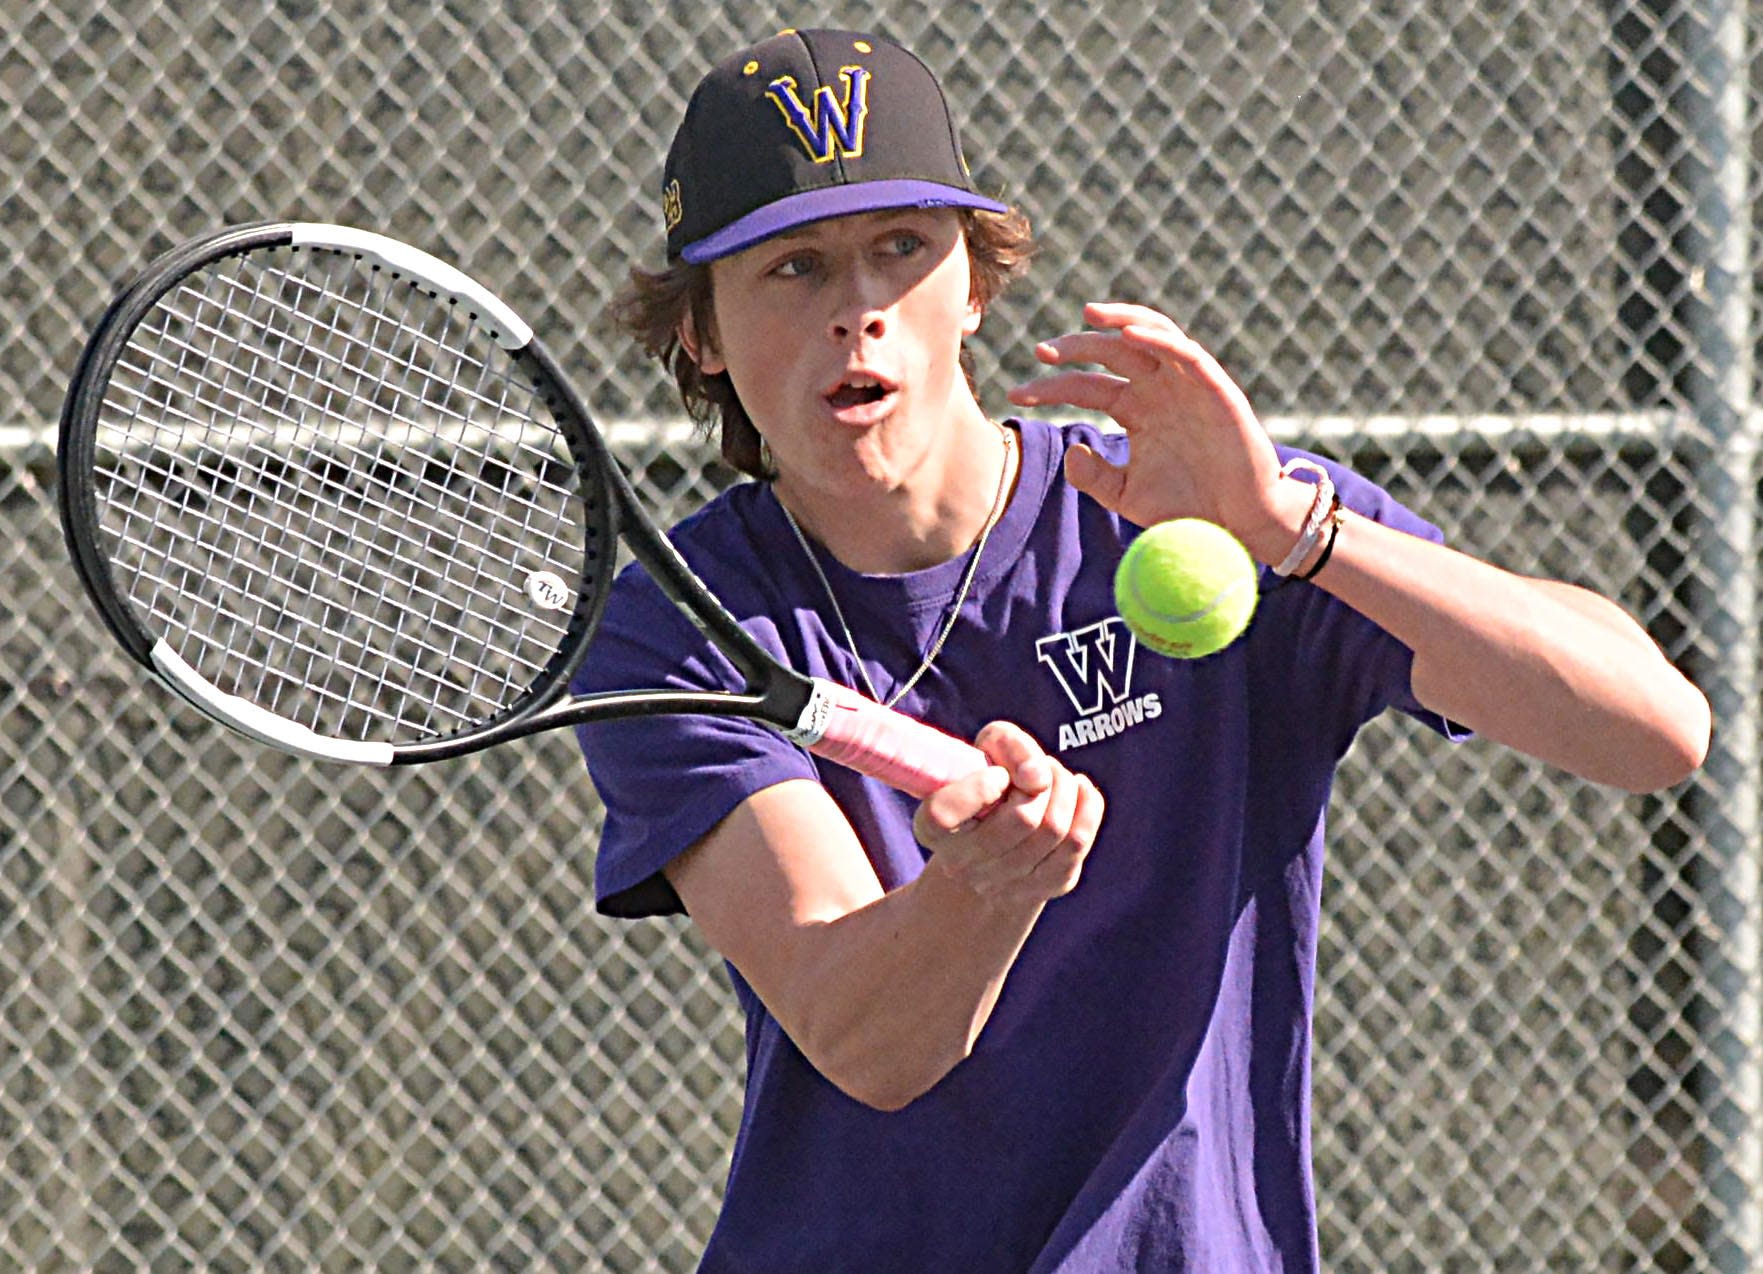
525;571;572;612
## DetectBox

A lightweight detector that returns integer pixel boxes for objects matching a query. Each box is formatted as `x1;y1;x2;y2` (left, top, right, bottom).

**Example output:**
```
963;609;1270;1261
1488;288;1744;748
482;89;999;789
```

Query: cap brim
678;180;1009;264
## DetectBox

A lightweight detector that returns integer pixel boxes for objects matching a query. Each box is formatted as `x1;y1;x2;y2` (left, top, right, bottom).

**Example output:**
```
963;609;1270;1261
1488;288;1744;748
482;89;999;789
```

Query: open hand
1007;302;1291;553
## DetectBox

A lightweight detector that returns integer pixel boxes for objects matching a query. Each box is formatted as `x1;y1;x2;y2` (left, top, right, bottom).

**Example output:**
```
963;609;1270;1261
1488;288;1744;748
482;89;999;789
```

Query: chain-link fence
2;0;1753;1269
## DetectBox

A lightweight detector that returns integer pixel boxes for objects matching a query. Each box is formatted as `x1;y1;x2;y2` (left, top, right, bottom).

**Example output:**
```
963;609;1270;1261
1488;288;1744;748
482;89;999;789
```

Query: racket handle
793;678;990;800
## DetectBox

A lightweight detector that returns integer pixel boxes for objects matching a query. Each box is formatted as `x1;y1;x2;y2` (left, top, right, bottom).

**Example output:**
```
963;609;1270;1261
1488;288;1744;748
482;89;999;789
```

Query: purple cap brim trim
679;180;1009;264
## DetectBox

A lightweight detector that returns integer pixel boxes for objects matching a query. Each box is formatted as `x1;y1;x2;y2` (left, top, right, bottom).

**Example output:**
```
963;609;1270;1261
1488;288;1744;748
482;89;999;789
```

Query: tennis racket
57;221;988;796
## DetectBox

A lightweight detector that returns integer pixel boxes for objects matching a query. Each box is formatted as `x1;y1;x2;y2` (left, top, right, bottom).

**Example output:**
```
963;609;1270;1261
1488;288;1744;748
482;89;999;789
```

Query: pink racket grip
787;677;990;800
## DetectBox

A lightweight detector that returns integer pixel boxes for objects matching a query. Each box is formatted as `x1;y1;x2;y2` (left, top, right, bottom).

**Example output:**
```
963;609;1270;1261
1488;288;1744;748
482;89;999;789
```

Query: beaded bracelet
1273;460;1336;577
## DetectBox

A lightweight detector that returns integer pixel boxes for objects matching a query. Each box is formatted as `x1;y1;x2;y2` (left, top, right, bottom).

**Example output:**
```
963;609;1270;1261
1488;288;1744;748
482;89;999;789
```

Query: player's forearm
783;866;1046;1111
669;771;1093;1113
1311;510;1710;791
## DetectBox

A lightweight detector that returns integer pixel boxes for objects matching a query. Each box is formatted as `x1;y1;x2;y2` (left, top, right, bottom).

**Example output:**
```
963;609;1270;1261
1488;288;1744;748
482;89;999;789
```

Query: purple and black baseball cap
662;28;1008;265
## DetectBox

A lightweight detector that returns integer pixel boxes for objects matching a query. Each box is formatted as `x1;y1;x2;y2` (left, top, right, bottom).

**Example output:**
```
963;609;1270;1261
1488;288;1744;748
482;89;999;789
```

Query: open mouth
828;383;886;409
824;373;896;410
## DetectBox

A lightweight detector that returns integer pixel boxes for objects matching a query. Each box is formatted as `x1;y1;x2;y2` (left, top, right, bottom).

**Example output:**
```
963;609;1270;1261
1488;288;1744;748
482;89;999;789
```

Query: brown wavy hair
608;207;1036;477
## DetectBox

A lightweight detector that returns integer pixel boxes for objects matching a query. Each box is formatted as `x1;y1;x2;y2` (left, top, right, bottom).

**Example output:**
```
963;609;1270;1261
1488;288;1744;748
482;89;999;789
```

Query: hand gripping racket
57;221;988;796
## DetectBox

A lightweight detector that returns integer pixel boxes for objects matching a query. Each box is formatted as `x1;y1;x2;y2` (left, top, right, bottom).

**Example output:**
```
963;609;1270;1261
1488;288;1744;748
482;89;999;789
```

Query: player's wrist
918;851;1053;923
1238;472;1324;568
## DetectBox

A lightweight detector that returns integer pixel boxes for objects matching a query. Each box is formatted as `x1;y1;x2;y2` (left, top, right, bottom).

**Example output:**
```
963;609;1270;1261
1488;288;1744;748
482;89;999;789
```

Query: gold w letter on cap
766;66;870;163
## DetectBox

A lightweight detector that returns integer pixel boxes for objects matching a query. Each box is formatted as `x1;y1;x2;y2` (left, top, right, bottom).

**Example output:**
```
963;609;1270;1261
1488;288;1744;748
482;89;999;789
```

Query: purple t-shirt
574;418;1459;1272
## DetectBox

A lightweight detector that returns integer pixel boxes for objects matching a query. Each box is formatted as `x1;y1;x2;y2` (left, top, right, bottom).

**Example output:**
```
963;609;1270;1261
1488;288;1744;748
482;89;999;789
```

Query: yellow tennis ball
1114;519;1259;659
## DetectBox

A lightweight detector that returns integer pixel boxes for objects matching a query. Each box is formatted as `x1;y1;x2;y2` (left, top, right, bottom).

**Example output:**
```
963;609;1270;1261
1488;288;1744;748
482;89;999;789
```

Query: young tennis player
574;27;1710;1272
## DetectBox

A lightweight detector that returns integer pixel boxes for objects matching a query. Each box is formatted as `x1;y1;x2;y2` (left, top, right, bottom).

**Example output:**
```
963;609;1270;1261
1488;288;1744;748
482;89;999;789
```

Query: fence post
1690;1;1761;1268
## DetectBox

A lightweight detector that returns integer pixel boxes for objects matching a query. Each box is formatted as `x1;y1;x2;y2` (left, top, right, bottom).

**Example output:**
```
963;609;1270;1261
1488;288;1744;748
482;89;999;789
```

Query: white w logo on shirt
1036;619;1138;715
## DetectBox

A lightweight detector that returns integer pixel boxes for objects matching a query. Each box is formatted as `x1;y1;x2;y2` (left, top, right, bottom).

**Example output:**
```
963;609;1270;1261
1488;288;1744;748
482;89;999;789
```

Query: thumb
1064;443;1126;510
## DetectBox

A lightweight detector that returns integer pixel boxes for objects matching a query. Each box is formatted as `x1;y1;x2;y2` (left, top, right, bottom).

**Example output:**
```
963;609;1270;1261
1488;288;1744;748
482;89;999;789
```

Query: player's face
697;207;984;497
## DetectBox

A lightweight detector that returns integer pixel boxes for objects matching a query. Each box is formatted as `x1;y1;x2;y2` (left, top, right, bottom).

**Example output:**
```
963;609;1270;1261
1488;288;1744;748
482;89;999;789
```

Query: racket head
58;222;621;762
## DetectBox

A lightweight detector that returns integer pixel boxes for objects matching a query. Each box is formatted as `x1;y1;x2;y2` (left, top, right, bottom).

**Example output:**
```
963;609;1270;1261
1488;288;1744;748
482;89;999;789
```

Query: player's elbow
801;1024;972;1112
836;1073;934;1113
828;1062;959;1113
1619;685;1712;794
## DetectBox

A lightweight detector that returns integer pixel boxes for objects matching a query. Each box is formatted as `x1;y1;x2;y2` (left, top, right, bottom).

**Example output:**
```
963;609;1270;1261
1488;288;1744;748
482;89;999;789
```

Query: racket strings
118;289;567;732
92;244;597;744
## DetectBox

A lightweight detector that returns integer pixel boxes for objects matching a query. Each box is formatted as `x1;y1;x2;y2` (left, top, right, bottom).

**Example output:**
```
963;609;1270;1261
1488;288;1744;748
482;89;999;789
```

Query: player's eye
884;230;925;257
770;252;817;279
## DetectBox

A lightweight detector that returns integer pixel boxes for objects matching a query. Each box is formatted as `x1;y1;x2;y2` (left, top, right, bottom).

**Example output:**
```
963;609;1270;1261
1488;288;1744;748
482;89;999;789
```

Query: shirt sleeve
571;565;819;918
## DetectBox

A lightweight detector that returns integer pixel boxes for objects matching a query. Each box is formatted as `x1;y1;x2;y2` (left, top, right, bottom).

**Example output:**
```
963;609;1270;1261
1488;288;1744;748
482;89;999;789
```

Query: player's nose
827;264;893;343
830;308;887;342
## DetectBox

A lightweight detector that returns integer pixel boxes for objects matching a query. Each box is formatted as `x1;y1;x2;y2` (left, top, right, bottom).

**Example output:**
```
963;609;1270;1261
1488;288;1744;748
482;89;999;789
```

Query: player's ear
679;310;726;376
961;295;984;338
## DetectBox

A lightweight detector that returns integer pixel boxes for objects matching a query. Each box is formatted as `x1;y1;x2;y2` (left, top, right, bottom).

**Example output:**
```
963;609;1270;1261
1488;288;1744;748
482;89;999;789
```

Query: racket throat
780;676;842;745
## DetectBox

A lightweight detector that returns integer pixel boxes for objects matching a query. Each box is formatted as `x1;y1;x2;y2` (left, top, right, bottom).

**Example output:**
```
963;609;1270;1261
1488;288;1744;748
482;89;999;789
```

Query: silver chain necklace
776;424;1014;708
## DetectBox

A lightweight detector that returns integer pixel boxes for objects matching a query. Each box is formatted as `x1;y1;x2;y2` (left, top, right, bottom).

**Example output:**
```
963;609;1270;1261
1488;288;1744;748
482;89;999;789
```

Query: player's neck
775;408;1017;576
